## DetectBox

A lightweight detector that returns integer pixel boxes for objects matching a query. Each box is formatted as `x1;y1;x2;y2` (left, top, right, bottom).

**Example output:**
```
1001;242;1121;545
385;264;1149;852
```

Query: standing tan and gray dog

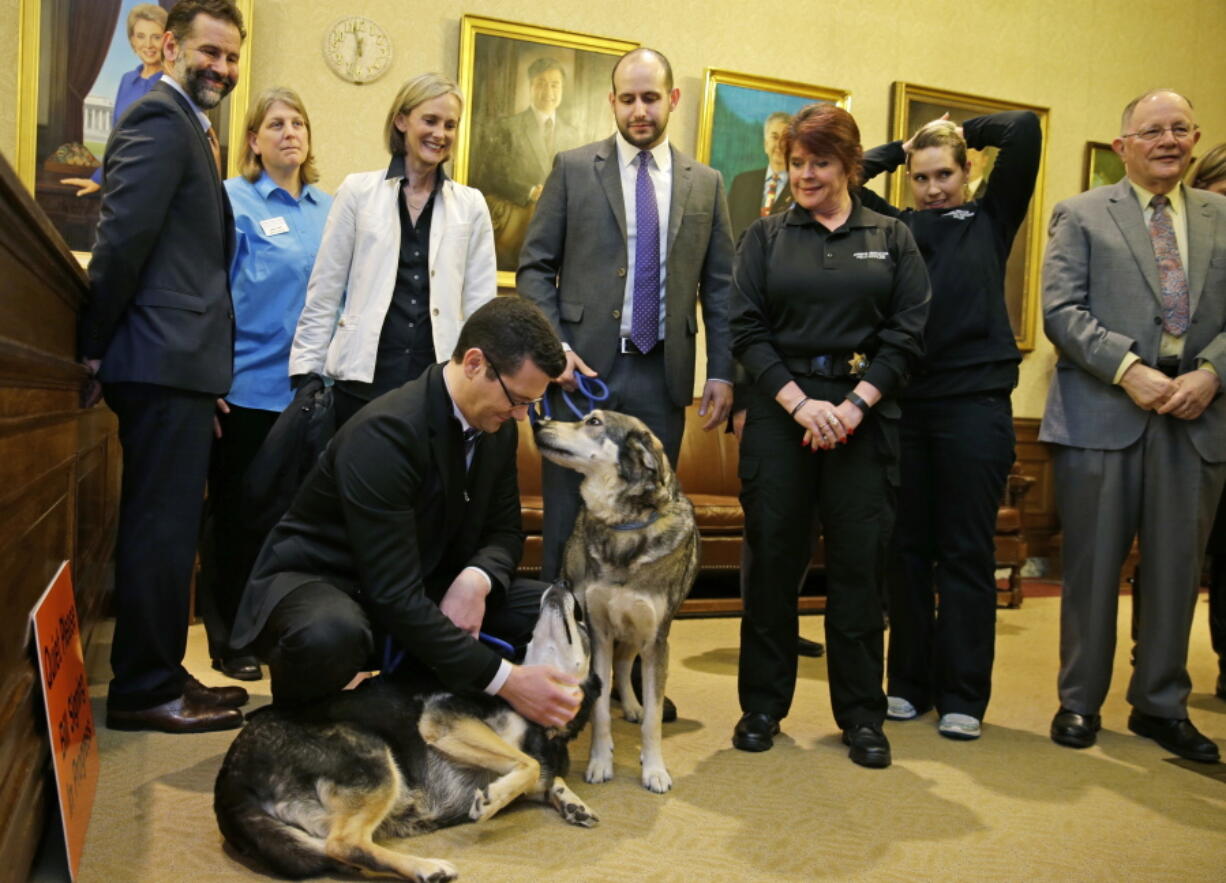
534;410;698;793
213;584;599;881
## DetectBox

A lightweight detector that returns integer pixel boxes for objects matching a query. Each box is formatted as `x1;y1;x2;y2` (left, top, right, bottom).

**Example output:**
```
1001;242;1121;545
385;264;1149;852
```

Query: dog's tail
215;756;338;879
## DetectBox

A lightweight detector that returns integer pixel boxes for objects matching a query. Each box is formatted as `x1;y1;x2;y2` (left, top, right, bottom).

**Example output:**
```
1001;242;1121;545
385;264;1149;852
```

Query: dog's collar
609;511;662;531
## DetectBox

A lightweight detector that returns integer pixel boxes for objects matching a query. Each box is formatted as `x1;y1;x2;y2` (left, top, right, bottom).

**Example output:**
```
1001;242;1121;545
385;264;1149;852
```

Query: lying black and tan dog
534;410;698;794
214;584;599;881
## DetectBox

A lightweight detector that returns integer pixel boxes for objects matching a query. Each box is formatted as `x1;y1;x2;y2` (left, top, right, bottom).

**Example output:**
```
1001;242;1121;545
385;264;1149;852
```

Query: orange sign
30;561;99;881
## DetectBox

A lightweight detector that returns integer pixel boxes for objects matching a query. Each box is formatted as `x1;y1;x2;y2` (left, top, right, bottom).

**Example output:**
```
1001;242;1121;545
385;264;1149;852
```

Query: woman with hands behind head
730;104;930;769
858;110;1041;741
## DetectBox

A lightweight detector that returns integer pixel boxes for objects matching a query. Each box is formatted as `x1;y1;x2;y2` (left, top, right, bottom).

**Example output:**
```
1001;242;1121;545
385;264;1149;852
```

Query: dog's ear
617;429;661;488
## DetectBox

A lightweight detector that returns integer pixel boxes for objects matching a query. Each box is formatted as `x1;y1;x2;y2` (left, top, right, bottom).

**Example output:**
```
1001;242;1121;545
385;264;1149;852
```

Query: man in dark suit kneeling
231;298;582;729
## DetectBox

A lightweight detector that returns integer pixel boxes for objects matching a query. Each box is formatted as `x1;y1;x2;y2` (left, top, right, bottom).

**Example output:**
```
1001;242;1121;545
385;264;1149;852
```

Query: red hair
781;104;863;189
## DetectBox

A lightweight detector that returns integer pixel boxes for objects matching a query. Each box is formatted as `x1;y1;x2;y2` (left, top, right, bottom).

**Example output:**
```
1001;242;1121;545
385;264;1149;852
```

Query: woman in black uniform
1191;143;1226;701
730;104;930;768
858;111;1042;740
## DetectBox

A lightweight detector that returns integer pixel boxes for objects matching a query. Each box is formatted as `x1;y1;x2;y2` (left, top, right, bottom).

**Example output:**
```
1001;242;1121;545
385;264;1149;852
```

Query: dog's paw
621;699;644;723
468;785;493;822
641;764;672;794
555;796;600;828
584;756;614;784
415;858;458;882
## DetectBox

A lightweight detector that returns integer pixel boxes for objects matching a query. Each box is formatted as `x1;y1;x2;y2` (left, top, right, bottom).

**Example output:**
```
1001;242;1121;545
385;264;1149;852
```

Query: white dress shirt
615;132;671;340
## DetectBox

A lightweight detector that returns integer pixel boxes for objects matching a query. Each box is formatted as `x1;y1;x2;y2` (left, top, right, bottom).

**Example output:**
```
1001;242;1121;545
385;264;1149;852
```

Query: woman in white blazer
290;72;497;426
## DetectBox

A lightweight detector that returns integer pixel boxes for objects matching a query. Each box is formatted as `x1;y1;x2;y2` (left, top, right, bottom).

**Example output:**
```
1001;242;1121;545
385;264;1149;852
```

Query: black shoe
732;712;780;752
1216;674;1226;701
212;656;262;682
843;723;891;768
1127;710;1220;763
106;695;243;733
620;658;678;723
1050;707;1101;749
797;637;825;658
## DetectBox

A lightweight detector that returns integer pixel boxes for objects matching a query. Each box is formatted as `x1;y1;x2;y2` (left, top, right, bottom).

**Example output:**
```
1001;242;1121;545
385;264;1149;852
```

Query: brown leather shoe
184;673;248;708
106;695;243;733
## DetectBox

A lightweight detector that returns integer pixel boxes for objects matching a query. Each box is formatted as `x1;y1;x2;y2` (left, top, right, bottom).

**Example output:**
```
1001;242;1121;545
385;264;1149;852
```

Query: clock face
323;16;393;84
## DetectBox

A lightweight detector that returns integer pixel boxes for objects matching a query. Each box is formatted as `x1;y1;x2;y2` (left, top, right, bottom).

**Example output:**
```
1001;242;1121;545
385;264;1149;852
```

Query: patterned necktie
762;172;779;216
1148;195;1190;335
630;150;661;354
206;125;222;177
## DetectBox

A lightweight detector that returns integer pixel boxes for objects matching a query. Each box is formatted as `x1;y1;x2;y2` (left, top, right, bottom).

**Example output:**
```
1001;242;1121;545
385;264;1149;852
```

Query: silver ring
826;413;839;425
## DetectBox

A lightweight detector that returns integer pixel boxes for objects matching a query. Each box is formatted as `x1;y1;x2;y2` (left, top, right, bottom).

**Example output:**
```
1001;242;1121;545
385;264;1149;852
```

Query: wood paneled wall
1013;417;1057;561
0;154;119;876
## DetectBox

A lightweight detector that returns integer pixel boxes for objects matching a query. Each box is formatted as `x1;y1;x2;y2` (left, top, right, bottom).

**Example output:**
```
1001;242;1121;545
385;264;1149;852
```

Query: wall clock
323;16;393;84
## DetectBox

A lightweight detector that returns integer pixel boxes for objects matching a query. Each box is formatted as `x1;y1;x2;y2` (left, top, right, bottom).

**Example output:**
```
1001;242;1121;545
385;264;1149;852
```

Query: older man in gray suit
1041;89;1226;763
518;47;734;584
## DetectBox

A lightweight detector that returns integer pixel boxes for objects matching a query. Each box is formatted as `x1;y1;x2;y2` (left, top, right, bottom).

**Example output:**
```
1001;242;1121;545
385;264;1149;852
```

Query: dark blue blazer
81;80;235;395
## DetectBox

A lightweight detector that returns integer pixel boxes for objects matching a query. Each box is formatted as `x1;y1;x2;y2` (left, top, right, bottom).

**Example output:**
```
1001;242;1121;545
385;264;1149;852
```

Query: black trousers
103;382;215;711
539;347;685;581
1208;492;1226;680
197;403;279;660
886;392;1014;719
737;378;896;729
254;577;549;707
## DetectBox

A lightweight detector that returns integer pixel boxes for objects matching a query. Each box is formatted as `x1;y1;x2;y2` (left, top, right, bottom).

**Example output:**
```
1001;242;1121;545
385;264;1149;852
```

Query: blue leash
533;374;610;424
383;631;516;674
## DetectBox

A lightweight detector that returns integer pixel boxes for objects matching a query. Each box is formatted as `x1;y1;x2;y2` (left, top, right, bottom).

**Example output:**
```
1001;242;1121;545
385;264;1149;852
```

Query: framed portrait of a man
455;15;637;285
890;82;1048;351
695;69;851;244
15;0;253;257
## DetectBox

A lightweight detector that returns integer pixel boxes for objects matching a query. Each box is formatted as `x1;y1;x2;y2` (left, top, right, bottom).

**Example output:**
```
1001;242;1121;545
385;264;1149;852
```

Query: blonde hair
383;73;464;156
240;87;319;185
127;4;167;38
1191;142;1226;191
905;119;968;170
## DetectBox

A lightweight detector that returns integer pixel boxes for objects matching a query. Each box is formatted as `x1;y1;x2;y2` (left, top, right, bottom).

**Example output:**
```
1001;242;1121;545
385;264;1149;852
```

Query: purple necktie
630;150;661;354
1148;195;1190;335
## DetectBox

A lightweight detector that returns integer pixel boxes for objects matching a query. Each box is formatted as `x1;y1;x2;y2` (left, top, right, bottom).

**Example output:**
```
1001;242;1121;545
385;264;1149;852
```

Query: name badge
260;216;289;236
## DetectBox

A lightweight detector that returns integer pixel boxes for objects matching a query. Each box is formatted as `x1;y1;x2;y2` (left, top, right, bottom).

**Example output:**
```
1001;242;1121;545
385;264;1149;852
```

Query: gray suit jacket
516;135;735;408
1039;178;1226;461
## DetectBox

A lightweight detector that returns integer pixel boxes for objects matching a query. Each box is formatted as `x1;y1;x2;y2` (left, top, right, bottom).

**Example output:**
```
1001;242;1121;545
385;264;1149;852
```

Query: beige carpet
72;593;1226;881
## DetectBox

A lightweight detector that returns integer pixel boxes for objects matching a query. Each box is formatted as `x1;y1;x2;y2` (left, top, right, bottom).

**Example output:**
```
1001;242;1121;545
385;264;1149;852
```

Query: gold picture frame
455;14;638;288
15;0;254;261
890;82;1049;351
696;69;850;243
1083;140;1125;191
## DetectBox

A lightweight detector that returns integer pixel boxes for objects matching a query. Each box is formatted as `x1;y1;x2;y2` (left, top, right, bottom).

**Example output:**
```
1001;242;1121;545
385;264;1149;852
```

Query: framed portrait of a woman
15;0;253;257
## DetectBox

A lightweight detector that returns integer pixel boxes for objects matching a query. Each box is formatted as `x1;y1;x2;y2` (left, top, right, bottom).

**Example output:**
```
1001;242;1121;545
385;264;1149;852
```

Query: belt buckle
847;352;869;378
811;355;833;376
620;337;634;355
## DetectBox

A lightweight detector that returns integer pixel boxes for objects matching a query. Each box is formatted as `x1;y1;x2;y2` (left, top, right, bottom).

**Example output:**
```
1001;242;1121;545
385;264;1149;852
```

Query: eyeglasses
1121;124;1198;142
489;361;544;409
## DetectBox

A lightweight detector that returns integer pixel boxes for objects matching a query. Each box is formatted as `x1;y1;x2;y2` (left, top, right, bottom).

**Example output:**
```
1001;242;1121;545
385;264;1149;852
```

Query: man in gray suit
472;57;583;271
1041;89;1226;763
518;47;734;584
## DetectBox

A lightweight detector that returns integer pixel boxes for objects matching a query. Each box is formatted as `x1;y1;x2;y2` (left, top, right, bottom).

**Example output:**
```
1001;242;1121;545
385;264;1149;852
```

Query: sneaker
887;696;919;720
938;713;981;740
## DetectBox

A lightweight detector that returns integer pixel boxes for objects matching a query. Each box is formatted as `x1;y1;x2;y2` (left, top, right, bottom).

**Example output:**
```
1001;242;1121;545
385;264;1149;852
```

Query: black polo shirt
731;197;931;401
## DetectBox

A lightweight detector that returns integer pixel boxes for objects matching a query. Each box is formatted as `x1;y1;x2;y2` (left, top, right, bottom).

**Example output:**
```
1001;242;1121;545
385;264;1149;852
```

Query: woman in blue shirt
199;87;332;681
62;3;167;196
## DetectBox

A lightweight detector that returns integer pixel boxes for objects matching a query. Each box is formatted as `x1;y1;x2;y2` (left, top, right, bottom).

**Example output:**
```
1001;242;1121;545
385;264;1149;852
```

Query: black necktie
463;428;481;469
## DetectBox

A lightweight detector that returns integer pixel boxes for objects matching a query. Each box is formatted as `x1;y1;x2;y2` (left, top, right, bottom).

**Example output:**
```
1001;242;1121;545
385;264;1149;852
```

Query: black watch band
844;391;870;416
